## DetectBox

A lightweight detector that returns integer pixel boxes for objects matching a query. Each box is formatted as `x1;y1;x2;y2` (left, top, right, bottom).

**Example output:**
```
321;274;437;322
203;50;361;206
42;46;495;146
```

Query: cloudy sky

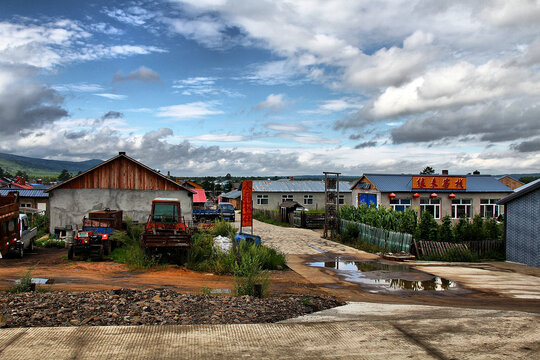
1;0;539;176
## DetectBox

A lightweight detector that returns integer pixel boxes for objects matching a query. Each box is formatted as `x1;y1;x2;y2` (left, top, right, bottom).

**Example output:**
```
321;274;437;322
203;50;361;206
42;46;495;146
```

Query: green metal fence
340;219;413;253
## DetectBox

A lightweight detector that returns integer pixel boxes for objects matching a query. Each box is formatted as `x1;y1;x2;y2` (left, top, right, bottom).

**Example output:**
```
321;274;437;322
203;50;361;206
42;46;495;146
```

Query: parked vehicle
68;209;123;260
0;192;19;258
16;213;37;257
141;198;191;259
193;202;236;223
218;202;235;222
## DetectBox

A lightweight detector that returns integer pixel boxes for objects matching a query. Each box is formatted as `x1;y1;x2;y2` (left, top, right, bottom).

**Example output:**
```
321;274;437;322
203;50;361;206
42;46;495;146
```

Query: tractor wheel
68;246;74;260
18;244;24;258
103;240;111;256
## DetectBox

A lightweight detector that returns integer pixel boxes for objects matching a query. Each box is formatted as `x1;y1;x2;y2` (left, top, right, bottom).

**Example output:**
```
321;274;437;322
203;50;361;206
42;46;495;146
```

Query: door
358;194;377;207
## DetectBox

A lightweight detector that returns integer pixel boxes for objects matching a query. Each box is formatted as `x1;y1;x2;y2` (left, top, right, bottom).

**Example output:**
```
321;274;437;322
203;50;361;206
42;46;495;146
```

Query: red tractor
0;192;20;258
141;198;191;261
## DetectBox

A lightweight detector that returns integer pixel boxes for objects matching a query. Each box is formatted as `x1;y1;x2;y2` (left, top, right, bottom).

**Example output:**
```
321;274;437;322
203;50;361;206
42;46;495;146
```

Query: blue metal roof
221;189;241;199
0;189;49;198
253;179;352;193
356;174;513;193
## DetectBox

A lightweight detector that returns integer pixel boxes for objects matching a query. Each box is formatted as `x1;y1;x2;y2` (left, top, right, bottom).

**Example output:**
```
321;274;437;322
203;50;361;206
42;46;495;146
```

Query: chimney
473;170;480;175
289;176;294;181
119;151;126;155
442;170;448;175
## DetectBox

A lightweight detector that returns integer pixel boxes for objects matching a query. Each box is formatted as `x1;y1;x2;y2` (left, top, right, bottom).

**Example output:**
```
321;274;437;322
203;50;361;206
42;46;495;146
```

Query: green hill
0;152;103;178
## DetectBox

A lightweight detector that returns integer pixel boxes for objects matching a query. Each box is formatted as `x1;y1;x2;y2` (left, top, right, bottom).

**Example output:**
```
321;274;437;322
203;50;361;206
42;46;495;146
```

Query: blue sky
0;0;539;176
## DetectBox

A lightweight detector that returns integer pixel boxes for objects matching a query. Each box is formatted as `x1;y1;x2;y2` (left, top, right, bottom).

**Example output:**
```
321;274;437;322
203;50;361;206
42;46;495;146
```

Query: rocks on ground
0;289;343;328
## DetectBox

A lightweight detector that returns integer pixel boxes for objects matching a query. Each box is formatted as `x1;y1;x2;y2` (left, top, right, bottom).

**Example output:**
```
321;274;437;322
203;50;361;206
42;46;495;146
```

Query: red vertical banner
241;180;253;228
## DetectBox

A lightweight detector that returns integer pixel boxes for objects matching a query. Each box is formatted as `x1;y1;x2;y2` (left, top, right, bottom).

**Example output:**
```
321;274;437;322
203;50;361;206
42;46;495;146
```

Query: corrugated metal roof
0;189;49;198
221;190;241;199
253;179;352;193
193;188;207;203
356;174;513;193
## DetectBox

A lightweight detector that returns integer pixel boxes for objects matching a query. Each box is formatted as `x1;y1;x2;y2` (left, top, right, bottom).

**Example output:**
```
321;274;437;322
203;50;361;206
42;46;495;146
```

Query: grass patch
253;211;293;227
109;218;159;270
423;247;479;262
8;266;35;293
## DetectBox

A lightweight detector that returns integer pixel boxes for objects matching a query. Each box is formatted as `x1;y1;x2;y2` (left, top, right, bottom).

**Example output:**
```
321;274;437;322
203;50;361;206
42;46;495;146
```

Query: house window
20;203;32;208
480;199;500;218
338;195;345;205
420;198;441;219
282;194;294;202
390;199;411;212
452;199;472;218
256;194;268;205
303;195;313;205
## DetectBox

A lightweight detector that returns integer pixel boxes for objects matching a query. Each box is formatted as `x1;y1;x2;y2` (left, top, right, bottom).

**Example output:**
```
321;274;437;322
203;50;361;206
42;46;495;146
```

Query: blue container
235;233;261;245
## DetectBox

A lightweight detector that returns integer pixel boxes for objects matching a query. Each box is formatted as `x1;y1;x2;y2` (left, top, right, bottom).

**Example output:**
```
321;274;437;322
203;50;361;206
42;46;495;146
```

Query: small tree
57;169;72;182
420;166;435;175
416;211;439;241
438;216;454;242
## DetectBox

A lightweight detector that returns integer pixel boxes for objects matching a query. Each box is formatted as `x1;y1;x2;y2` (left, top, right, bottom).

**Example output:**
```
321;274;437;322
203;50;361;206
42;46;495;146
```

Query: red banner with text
241;180;253;227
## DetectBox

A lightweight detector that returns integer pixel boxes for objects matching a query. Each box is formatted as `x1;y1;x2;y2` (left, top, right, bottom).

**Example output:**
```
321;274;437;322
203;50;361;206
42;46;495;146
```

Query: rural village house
45;152;195;233
350;173;513;223
498;179;540;267
252;178;352;211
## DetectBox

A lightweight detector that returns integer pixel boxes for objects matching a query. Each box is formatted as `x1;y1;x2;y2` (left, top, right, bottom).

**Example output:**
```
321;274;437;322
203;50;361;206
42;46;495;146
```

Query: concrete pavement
1;303;538;359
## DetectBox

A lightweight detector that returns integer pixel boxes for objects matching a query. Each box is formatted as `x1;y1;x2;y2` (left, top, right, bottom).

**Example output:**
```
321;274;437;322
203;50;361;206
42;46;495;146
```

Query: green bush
212;220;238;238
187;233;286;274
438;216;454;243
30;213;49;238
232;246;270;297
9;266;35;293
253;211;292;227
341;223;360;244
109;218;157;270
416;211;439;241
34;236;65;248
340;204;418;234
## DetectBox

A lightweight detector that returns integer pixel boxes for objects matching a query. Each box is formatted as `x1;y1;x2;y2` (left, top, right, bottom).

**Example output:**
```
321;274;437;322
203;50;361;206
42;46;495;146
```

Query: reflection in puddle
310;260;457;292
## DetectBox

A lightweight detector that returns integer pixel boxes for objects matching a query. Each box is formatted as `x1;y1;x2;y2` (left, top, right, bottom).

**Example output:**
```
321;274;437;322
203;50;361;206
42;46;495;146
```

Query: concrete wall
505;189;539;267
253;191;352;211
352;190;512;223
49;188;192;233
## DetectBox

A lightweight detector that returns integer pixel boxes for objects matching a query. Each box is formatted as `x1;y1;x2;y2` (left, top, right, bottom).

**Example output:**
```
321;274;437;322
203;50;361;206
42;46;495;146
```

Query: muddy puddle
310;258;458;292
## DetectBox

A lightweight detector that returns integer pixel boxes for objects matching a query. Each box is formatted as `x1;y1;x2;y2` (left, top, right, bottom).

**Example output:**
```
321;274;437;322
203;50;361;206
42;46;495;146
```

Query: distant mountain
0;152;103;177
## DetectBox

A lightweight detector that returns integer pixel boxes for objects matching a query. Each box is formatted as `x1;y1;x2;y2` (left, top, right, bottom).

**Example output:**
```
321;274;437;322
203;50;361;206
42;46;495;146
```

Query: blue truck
192;202;235;223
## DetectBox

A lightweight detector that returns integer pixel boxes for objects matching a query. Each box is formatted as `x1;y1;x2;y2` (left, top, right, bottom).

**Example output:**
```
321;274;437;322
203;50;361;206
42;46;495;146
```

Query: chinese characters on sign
241;180;253;227
412;176;467;190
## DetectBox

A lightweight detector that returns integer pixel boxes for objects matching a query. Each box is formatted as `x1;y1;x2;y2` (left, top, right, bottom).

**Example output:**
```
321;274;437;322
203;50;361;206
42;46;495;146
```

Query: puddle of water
310;259;457;292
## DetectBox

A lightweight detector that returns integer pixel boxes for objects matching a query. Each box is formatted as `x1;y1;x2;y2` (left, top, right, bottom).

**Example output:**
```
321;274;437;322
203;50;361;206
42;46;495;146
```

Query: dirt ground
0;247;319;296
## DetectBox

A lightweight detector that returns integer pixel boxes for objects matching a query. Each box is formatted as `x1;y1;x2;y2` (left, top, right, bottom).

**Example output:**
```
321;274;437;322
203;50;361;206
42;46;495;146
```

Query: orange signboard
412;176;467;190
241;180;253;227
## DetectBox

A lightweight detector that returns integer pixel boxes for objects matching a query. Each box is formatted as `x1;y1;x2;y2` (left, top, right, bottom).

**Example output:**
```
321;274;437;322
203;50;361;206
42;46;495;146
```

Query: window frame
480;199;501;218
256;194;269;205
419;198;441;219
281;194;294;202
451;198;472;219
390;198;411;212
303;194;313;205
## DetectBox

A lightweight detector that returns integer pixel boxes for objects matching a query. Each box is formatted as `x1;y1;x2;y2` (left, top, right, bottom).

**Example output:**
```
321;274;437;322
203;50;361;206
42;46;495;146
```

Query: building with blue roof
350;172;513;223
252;178;352;211
0;188;49;214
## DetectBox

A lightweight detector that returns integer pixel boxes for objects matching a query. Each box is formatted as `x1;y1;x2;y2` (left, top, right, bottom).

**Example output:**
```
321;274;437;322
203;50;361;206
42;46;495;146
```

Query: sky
0;0;539;177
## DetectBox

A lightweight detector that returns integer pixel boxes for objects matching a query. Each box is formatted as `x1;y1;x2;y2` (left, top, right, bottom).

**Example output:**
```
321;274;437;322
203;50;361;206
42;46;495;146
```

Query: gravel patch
0;289;343;328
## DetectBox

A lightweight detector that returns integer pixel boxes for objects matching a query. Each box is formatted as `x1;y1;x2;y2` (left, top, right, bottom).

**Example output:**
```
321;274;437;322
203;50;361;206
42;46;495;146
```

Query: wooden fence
413;240;504;259
254;209;285;223
293;211;325;228
340;219;413;253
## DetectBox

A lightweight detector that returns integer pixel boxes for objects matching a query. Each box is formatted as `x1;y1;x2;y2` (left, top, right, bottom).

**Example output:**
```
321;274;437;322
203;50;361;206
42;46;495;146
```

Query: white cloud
157;101;223;119
53;83;104;92
113;66;161;82
264;123;307;132
256;93;288;112
193;133;246;142
301;98;363;114
94;93;128;100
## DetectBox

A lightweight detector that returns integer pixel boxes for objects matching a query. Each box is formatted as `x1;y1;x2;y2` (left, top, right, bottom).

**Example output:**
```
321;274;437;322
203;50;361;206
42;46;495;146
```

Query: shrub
416;211;439;241
212;220;238;238
438;216;454;243
443;247;477;262
232;248;270;297
109;219;157;270
341;223;360;244
9;266;35;293
34;236;65;248
31;213;49;238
